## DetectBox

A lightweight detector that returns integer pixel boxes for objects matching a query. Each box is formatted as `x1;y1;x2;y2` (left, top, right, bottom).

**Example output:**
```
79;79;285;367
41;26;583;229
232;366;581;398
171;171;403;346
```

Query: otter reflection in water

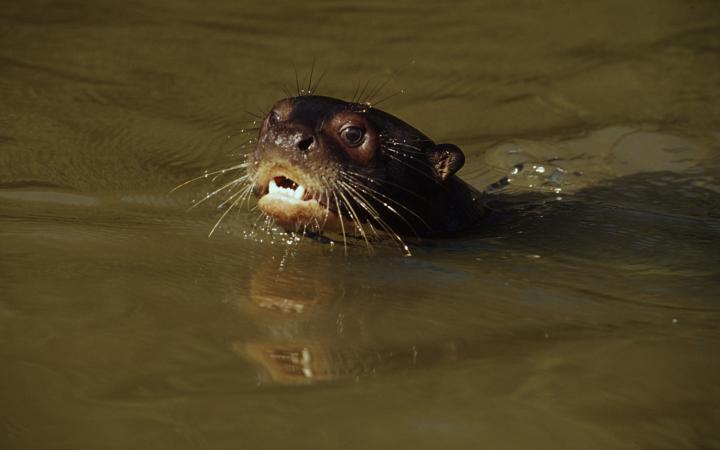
181;95;489;254
233;258;464;385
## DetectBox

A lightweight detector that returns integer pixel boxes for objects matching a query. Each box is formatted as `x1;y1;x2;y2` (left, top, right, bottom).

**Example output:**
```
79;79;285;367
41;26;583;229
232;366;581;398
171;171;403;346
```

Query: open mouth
257;172;330;230
267;175;309;202
254;168;362;236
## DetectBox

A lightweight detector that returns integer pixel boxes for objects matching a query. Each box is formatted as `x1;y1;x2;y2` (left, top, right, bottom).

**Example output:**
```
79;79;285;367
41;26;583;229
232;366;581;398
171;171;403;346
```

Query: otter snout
258;123;317;156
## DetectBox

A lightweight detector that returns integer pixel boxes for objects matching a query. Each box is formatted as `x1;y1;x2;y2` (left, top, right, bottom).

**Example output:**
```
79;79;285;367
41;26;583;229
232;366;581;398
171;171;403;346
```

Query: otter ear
427;144;465;182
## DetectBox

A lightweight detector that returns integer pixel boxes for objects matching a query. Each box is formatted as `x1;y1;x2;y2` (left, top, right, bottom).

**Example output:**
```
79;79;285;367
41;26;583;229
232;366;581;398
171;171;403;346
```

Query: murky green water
2;0;720;449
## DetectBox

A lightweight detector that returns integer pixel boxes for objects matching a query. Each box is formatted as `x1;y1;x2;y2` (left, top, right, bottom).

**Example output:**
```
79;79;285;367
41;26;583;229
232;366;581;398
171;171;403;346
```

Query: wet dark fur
249;95;487;240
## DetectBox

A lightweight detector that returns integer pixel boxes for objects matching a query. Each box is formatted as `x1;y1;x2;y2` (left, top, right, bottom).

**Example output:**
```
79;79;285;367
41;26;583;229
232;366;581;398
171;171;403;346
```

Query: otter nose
293;133;315;152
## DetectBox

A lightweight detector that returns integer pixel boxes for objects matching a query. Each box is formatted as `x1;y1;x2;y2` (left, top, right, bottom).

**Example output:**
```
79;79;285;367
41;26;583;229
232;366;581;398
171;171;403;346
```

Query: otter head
248;95;466;238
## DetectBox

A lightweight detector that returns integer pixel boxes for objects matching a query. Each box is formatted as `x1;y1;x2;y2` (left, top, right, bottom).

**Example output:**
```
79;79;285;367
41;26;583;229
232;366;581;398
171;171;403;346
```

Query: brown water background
1;0;720;449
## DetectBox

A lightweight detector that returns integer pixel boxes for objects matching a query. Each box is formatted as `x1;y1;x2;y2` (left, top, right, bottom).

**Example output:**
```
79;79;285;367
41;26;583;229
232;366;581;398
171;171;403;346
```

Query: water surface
1;0;719;449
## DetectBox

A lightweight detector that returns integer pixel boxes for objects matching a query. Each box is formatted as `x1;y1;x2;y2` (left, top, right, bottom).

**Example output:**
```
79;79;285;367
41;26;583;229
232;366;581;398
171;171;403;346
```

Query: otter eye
340;125;365;147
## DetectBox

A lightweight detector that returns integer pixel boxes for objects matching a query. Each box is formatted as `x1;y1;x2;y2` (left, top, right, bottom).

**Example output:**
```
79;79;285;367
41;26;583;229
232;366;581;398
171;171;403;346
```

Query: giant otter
248;95;487;247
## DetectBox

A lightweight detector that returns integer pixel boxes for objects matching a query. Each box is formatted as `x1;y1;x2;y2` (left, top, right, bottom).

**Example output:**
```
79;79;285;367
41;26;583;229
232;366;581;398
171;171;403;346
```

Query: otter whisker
245;186;257;209
382;143;435;165
336;179;382;221
342;169;427;201
383;141;451;177
359;77;390;106
382;139;427;154
363;77;391;105
214;192;251;226
383;147;438;174
306;58;316;94
321;187;332;231
171;163;248;193
337;179;412;254
336;188;372;252
311;217;322;235
225;126;259;151
351;188;419;242
351;81;361;105
332;192;348;255
338;183;412;256
218;182;254;210
225;180;253;208
190;174;250;211
381;150;441;185
337;181;394;231
340;173;425;228
216;186;246;211
242;110;264;120
340;173;429;235
371;89;403;108
383;135;433;144
351;79;363;104
310;68;327;95
354;78;372;105
337;181;381;238
225;144;255;158
208;190;246;237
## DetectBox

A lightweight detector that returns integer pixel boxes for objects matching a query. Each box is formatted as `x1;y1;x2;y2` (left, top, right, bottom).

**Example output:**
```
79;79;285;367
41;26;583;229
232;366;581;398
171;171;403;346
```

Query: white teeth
294;185;305;200
267;178;307;201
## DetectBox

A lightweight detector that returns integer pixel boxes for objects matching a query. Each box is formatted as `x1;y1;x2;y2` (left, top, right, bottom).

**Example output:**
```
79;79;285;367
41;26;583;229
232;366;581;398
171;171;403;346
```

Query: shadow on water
479;170;720;265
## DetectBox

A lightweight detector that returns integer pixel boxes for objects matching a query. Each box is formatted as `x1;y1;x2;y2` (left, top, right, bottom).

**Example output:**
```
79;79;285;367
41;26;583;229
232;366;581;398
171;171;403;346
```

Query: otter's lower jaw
257;194;330;231
255;176;333;232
